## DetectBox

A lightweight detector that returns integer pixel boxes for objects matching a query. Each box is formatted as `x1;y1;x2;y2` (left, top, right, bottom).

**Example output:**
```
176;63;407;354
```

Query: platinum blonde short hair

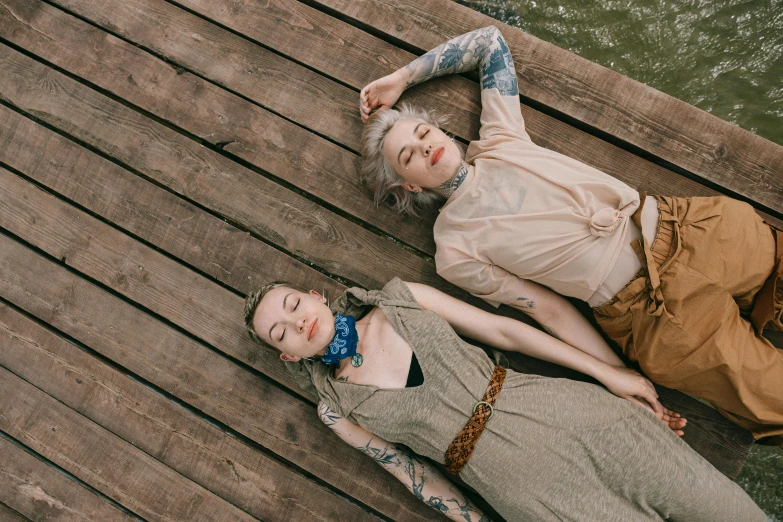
360;104;451;215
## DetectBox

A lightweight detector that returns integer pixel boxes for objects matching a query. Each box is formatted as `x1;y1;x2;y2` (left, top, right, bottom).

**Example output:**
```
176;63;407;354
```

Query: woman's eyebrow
397;123;425;165
268;292;293;340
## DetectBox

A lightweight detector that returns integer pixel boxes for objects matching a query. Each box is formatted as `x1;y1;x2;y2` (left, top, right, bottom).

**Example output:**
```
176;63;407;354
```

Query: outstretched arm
404;282;686;435
318;403;491;522
360;26;517;122
504;278;627;368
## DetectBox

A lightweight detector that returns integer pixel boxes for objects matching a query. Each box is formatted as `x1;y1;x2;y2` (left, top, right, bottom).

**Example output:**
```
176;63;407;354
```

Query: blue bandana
320;313;359;366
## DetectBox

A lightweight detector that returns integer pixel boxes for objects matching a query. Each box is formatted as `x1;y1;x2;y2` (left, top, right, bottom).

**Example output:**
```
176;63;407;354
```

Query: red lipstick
431;147;445;166
307;318;318;341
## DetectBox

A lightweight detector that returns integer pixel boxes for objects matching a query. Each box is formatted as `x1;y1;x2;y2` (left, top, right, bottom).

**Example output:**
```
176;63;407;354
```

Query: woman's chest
335;312;416;389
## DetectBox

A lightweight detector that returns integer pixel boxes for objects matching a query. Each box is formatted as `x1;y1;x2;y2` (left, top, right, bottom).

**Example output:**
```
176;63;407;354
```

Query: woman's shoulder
342;278;420;309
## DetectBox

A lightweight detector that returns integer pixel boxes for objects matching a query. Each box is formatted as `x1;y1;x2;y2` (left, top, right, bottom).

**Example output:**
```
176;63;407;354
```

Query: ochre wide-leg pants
594;195;783;441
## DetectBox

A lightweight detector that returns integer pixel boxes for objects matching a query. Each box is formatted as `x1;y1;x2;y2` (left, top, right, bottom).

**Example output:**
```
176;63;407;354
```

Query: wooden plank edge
0;431;140;522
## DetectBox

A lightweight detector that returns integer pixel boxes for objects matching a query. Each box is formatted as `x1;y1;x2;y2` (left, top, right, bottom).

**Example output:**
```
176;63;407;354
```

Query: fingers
626;396;653;413
637;377;662;416
359;86;371;123
658;406;687;436
646;395;664;417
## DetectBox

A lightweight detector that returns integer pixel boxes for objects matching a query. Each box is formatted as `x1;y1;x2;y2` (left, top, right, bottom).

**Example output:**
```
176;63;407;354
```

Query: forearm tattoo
480;36;518;96
317;402;341;427
318;404;488;521
364;441;489;521
404;26;518;97
513;296;536;313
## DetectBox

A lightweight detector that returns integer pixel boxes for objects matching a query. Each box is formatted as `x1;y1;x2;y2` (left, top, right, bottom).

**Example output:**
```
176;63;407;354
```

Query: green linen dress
286;278;765;522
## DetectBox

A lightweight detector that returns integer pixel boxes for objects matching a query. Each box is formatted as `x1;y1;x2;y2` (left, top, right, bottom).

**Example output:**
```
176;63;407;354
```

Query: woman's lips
307;318;318;341
431;147;445;166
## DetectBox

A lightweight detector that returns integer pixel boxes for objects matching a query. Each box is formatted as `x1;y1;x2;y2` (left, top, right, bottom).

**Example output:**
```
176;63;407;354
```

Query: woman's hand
359;70;407;123
600;366;687;436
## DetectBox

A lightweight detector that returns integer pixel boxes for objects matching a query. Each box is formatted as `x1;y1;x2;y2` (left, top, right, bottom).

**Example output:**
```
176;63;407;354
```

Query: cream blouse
434;89;647;307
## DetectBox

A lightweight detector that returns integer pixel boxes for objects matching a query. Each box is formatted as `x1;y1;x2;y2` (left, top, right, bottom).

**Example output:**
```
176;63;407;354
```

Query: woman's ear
309;290;326;303
279;353;302;363
401;183;422;193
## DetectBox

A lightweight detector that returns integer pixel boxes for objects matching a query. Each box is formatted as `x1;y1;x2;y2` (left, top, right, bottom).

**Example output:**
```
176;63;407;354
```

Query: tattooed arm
360;26;517;122
318;403;491;522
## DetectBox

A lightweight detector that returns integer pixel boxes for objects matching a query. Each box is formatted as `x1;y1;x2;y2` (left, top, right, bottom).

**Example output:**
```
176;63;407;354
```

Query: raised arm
318;403;491;522
404;282;686;435
360;26;517;122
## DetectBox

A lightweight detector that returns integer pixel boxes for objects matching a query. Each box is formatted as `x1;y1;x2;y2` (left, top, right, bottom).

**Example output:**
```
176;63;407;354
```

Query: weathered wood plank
0;104;342;309
96;0;783;229
0;435;137;522
0;233;440;522
0;42;441;292
0;0;438;255
0;502;30;522
0;302;382;522
308;0;783;215
0;160;298;391
0;366;262;522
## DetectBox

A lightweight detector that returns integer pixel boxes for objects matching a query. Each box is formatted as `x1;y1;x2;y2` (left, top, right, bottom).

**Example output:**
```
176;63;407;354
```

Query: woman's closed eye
405;129;430;165
279;298;301;341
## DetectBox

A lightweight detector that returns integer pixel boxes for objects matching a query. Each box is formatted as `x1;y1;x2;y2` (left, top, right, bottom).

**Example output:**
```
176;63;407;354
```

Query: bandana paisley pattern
321;313;359;365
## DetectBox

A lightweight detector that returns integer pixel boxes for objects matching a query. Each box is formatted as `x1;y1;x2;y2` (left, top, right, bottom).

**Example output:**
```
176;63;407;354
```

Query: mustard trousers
594;195;783;441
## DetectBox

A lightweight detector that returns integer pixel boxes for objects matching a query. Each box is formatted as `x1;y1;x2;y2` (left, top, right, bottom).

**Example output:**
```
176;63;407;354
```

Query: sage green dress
286;278;765;522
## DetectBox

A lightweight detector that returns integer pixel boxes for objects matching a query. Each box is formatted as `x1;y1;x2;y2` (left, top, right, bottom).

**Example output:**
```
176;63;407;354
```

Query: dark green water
456;1;782;518
457;0;783;146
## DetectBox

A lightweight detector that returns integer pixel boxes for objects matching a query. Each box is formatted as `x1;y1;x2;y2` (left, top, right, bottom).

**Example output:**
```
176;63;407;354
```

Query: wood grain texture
0;435;135;522
0;0;438;255
0;502;31;522
136;0;782;228
0;104;342;304
0;233;441;522
0;42;441;292
308;0;783;215
0;161;298;392
0;302;382;522
0;367;260;522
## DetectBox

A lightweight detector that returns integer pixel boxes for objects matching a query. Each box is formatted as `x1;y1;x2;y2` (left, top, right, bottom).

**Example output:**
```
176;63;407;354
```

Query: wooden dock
0;0;781;520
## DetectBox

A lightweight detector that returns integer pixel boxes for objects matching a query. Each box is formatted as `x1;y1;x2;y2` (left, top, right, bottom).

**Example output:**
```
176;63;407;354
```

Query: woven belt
444;366;506;474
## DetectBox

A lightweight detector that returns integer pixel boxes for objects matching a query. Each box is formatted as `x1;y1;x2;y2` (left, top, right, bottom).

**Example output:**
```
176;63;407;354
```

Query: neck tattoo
434;161;468;199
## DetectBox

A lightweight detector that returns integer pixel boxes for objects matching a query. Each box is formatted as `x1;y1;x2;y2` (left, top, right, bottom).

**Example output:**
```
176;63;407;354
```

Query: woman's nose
296;316;307;332
423;144;432;156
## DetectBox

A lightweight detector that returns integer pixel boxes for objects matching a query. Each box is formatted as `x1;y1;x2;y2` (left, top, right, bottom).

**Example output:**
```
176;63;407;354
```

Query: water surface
457;0;783;145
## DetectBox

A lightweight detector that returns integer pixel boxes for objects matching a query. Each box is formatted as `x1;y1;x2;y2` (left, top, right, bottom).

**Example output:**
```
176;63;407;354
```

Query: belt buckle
473;400;494;420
